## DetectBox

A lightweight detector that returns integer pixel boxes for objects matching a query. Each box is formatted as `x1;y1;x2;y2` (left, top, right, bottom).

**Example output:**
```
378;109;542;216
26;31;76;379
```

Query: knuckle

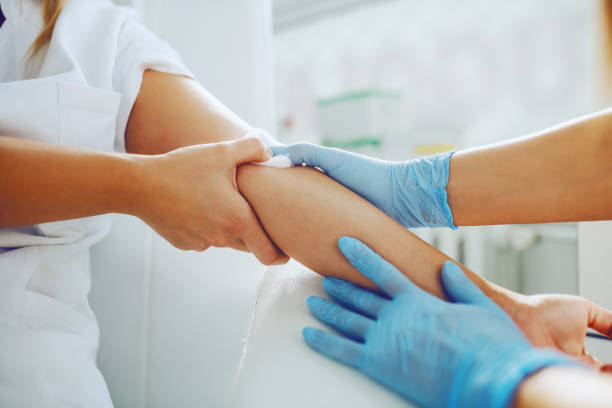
238;136;264;157
245;135;264;150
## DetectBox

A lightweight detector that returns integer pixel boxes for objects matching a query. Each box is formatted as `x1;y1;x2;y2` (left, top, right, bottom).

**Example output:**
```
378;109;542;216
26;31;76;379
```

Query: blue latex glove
303;237;578;408
271;144;456;228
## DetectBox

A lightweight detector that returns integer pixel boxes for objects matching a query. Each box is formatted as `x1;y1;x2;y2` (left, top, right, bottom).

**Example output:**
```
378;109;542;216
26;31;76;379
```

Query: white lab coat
0;0;191;406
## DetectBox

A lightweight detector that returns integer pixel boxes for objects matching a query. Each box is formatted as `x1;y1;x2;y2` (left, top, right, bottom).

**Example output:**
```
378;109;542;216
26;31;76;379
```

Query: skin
448;108;612;225
515;366;612;408
125;71;253;153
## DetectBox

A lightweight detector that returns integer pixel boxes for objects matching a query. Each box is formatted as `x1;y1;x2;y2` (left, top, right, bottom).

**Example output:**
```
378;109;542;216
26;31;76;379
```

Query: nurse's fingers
322;277;388;319
440;261;495;308
226;136;272;166
338;236;420;298
227;239;249;252
239;203;286;266
302;327;363;369
271;143;343;171
588;301;612;338
307;296;374;342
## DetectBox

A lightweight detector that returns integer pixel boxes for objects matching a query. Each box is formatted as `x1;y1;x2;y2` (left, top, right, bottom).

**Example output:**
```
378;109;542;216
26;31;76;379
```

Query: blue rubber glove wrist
393;150;456;228
271;144;457;229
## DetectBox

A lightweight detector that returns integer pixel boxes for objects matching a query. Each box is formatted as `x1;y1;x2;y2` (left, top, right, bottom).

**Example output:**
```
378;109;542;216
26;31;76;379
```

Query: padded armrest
232;261;412;407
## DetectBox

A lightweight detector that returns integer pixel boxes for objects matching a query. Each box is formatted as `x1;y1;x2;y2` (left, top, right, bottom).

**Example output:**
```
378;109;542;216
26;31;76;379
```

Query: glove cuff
397;150;457;229
453;347;580;408
440;150;457;230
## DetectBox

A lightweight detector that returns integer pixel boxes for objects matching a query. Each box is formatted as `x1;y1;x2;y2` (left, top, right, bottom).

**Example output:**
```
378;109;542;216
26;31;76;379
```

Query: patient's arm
237;164;612;366
237;164;511;306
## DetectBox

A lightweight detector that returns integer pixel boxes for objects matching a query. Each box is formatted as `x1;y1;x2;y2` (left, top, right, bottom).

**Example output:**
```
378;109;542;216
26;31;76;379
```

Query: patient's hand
512;294;612;368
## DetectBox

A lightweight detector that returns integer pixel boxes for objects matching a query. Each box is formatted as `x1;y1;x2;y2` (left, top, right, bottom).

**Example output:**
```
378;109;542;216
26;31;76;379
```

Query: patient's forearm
237;164;515;309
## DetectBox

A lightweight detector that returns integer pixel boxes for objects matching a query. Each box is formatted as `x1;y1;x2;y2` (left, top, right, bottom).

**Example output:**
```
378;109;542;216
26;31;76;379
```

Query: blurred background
94;1;612;407
271;0;609;296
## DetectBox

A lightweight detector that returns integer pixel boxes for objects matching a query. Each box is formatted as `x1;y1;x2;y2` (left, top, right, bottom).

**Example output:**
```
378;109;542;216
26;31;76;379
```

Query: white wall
579;221;612;362
90;1;275;407
273;0;599;149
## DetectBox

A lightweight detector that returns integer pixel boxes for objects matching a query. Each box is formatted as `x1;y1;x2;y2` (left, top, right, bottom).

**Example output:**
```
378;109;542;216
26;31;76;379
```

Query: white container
316;89;402;155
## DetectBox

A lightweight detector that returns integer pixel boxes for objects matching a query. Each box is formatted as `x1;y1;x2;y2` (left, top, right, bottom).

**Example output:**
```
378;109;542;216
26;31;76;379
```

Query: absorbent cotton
232;261;414;408
245;128;292;168
253;155;292;168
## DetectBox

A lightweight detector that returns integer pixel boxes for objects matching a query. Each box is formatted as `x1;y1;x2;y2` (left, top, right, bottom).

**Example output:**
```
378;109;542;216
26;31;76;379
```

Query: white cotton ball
253;155;292;169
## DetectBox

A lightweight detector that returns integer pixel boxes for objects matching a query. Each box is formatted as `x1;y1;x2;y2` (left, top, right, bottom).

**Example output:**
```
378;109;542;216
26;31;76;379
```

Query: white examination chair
233;262;414;408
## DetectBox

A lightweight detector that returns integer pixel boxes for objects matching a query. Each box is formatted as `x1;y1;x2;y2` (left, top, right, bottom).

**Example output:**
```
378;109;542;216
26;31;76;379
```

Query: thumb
441;261;495;307
226;136;272;166
588;301;612;338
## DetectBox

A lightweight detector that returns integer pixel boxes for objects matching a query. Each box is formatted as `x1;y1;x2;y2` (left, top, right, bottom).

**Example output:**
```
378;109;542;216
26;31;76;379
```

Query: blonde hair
28;0;65;58
601;0;612;101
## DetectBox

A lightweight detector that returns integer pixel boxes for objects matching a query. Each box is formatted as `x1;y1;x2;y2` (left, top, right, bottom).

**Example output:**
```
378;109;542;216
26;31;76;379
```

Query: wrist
109;153;156;217
465;272;525;322
485;284;526;322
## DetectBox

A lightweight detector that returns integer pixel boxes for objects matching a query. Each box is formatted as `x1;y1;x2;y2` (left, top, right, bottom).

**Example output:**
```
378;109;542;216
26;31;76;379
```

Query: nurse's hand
134;136;287;265
303;237;576;408
272;144;456;228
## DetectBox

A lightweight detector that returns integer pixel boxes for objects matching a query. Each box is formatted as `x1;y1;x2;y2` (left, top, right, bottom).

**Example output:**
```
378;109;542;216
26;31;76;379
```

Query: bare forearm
0;136;141;227
515;366;612;408
125;70;251;154
448;108;612;225
236;164;515;310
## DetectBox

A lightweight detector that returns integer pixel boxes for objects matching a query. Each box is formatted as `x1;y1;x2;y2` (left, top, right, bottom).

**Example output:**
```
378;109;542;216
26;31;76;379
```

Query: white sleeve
112;8;193;153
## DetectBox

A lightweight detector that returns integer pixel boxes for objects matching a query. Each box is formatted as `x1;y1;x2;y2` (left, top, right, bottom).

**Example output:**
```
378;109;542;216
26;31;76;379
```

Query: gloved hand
303;237;578;408
271;144;456;228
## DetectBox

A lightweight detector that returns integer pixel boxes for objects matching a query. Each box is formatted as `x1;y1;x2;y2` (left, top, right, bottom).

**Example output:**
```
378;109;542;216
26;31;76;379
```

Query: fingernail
265;147;273;158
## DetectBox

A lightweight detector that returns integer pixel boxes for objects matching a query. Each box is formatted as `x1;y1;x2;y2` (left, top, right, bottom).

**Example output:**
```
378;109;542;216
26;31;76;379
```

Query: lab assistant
0;0;285;406
276;107;612;407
